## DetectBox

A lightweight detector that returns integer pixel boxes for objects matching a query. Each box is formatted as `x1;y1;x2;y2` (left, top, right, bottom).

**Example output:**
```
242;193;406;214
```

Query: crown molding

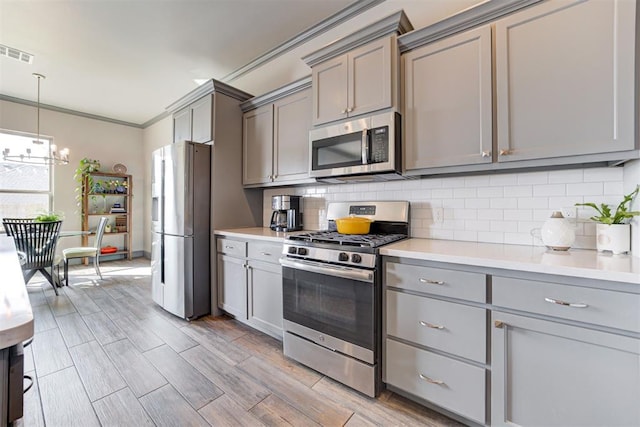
165;79;253;114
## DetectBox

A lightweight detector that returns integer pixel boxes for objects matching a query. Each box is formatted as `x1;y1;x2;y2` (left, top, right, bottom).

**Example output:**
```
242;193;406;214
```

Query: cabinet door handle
341;109;347;114
419;373;444;385
347;107;353;113
481;150;491;158
494;320;505;328
273;175;278;180
544;297;588;308
419;320;444;330
224;245;234;249
419;278;444;285
499;149;510;156
260;252;271;256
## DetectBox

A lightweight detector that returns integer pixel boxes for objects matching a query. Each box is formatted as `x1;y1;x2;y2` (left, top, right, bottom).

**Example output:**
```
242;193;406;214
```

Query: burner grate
288;231;406;248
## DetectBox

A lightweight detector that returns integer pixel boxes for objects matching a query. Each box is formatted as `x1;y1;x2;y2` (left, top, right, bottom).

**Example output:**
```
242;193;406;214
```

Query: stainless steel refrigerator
151;141;211;320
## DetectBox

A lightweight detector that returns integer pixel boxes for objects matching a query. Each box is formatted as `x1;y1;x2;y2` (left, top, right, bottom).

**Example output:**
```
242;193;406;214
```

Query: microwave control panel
370;126;389;163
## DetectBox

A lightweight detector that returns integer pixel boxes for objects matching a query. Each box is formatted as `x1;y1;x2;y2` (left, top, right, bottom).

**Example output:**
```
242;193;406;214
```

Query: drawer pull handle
419;321;444;329
419;373;444;385
419;278;444;285
260;252;271;256
224;245;234;249
544;297;588;308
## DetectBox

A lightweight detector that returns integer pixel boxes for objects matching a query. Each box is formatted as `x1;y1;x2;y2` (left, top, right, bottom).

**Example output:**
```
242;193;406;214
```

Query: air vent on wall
0;44;34;64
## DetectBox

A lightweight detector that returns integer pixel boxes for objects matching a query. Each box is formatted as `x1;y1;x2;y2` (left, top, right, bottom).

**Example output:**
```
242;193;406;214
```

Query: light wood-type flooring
16;258;461;426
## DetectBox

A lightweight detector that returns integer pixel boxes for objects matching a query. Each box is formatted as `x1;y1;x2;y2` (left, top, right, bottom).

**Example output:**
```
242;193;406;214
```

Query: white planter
596;223;631;255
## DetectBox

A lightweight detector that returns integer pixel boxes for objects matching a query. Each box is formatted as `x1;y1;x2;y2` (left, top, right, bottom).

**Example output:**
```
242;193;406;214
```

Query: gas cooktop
287;231;407;248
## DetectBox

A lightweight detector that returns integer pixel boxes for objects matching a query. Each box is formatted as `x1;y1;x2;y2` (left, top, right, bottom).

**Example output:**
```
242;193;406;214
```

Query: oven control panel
282;244;376;269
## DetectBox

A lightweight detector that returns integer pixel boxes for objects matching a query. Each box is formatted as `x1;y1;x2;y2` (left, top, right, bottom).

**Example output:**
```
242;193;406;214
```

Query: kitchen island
0;235;34;426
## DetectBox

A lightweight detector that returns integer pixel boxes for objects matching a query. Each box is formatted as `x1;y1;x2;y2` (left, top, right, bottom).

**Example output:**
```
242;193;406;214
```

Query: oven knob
351;254;362;263
338;252;349;262
288;246;297;254
297;247;308;256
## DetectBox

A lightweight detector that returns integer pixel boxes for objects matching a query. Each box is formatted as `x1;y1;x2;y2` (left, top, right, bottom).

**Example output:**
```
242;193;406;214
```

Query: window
0;130;53;227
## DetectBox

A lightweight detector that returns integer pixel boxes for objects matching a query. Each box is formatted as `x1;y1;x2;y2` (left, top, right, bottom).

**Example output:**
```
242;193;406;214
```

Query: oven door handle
280;257;374;283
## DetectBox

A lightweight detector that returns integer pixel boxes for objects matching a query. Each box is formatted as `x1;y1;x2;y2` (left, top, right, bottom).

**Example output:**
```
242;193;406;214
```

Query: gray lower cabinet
216;238;247;319
384;259;488;424
491;274;640;427
491;311;640;427
216;236;283;339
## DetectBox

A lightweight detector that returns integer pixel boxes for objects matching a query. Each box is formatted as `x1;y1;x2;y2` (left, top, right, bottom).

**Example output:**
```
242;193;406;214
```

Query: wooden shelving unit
81;171;133;264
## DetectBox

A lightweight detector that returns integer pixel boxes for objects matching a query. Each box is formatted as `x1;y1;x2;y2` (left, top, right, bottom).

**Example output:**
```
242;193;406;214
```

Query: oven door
281;257;378;364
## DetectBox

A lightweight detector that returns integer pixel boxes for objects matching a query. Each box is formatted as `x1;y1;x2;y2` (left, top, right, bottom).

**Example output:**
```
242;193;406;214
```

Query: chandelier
2;73;70;165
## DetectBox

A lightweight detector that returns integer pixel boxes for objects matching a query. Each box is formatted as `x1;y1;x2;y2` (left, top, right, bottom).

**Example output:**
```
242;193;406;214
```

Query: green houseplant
34;212;63;222
575;185;639;254
74;158;101;214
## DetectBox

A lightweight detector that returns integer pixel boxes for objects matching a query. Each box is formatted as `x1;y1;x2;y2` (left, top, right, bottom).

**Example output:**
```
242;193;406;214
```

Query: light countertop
212;230;640;285
214;227;304;243
380;239;640;285
0;236;34;349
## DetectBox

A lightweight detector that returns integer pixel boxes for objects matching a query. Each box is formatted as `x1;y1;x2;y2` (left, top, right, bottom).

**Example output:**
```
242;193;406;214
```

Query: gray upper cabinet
312;37;394;126
172;95;213;144
404;25;492;171
241;79;313;187
494;0;636;162
242;104;274;185
273;88;312;183
167;79;252;145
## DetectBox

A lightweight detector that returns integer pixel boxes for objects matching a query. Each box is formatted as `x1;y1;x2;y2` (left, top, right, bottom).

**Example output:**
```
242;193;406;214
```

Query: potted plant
34;212;63;222
576;185;639;254
74;158;101;214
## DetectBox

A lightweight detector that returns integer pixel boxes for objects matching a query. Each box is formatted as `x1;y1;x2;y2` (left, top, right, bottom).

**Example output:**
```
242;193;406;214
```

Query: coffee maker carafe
270;195;303;232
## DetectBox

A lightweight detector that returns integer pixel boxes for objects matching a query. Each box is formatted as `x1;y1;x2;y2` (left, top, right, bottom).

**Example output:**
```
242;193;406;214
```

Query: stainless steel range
280;201;409;397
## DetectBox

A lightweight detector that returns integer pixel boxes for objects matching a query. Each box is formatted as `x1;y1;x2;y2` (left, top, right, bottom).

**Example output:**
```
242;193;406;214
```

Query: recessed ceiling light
0;44;34;64
193;79;209;86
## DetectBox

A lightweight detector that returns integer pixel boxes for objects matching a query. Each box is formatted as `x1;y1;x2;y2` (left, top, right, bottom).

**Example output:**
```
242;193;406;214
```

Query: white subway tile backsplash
263;166;629;252
532;184;566;197
567;182;603;196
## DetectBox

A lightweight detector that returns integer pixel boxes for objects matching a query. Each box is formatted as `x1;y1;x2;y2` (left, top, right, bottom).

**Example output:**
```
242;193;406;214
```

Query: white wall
0;99;144;253
141;116;173;253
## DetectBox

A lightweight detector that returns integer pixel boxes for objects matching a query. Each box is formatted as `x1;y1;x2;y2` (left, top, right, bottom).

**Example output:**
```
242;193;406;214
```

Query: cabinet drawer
386;339;486;424
247;241;282;264
493;276;640;333
216;238;246;257
386;262;486;302
386;290;486;363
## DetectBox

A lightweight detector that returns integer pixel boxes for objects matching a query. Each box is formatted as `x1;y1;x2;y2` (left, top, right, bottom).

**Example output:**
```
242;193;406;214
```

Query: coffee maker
270;195;303;232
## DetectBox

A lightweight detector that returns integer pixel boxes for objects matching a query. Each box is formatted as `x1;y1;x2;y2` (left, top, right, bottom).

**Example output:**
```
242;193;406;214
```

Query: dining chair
62;216;108;286
4;220;63;295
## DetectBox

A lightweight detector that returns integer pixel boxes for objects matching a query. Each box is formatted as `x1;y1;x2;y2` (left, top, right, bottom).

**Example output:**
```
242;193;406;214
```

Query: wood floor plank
384;391;463;426
81;311;126;345
46;293;77;317
199;394;266;427
139;384;209;427
109;313;164;352
117;294;156;319
233;333;323;388
55;313;95;348
24;342;35;373
344;413;377;427
38;366;101;427
181;345;270;410
69;340;127;401
27;287;48;307
63;286;102;315
15;372;45;427
202;315;251;341
182;321;251;366
249;394;320;427
151;304;192;329
92;387;154;426
311;376;434;426
31;328;73;377
239;356;352;426
141;314;197;353
103;338;167;397
32;303;57;333
144;345;223;410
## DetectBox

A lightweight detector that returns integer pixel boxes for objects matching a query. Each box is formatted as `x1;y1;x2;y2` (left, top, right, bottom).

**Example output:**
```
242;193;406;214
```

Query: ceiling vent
0;44;34;64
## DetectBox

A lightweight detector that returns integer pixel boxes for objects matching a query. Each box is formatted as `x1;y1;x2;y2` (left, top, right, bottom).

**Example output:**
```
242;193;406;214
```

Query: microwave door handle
361;128;369;164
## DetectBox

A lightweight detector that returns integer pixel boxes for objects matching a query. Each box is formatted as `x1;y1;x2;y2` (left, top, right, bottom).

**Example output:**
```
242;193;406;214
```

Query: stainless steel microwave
309;111;401;180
